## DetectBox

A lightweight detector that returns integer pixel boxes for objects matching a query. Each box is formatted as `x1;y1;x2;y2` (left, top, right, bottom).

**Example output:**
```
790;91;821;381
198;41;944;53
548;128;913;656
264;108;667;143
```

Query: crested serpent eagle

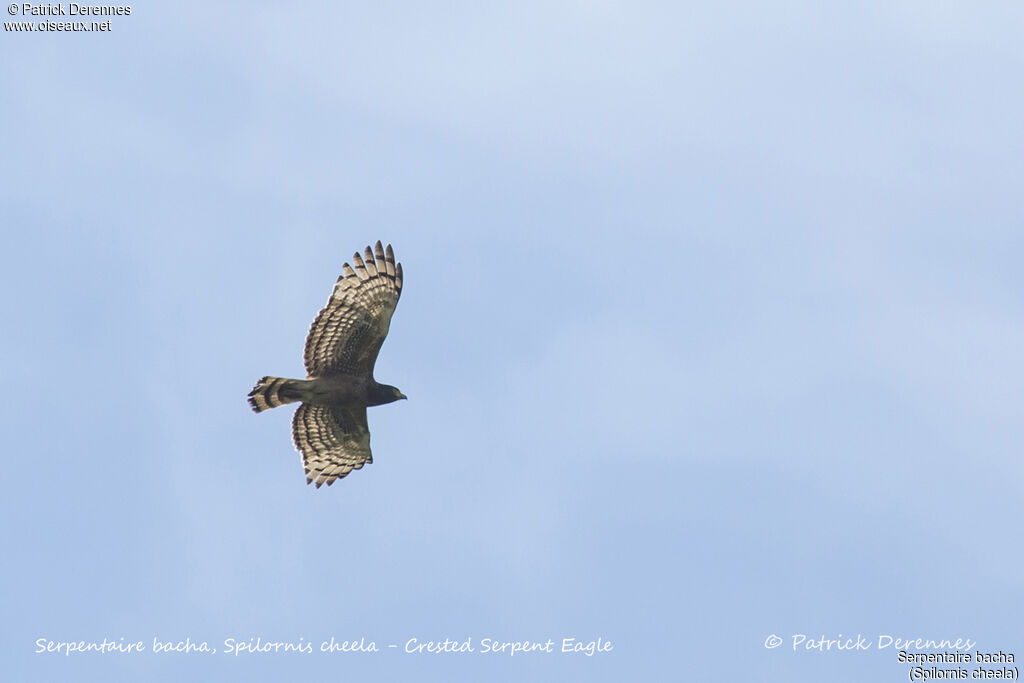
248;241;406;488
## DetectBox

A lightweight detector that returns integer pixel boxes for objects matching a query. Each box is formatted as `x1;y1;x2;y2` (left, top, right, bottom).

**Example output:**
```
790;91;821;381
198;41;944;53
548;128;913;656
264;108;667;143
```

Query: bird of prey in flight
248;241;406;488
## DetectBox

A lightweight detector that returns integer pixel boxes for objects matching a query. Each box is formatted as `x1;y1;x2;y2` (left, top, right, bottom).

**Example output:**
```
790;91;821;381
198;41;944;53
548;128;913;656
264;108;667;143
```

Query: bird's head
369;382;407;406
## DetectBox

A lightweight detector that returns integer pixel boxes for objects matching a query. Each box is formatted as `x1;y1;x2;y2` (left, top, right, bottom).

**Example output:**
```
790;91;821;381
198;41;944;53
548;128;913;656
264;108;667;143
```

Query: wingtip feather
352;252;369;279
363;246;378;276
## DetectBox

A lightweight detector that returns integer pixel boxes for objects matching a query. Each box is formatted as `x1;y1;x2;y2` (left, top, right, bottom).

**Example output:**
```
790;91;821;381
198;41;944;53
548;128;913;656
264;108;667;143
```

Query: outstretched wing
304;241;403;378
292;403;372;487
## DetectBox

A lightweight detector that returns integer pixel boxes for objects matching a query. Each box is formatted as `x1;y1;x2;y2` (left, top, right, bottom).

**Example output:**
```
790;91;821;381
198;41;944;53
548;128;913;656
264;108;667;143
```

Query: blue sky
2;2;1022;681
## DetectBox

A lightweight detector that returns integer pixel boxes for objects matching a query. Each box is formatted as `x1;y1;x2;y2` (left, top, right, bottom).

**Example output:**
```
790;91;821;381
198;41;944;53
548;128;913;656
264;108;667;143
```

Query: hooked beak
398;392;408;400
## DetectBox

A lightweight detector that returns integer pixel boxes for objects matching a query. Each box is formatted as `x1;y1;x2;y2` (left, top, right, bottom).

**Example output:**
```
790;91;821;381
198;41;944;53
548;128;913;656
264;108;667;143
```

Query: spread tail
248;376;305;413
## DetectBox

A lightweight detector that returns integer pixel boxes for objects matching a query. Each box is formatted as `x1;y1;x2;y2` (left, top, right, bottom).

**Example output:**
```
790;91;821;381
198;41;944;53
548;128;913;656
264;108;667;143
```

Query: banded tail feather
248;376;305;413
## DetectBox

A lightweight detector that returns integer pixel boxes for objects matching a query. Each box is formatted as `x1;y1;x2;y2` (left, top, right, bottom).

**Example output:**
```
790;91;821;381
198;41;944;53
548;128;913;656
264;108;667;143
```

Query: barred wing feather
303;241;403;378
292;403;372;488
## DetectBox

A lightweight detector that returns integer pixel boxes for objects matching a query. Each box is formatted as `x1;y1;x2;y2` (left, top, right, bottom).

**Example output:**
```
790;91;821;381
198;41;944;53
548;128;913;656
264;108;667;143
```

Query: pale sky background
2;2;1022;681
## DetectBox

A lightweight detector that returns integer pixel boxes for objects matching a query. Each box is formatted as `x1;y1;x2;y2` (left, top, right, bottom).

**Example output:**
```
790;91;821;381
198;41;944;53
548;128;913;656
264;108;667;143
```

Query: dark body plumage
248;241;405;488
